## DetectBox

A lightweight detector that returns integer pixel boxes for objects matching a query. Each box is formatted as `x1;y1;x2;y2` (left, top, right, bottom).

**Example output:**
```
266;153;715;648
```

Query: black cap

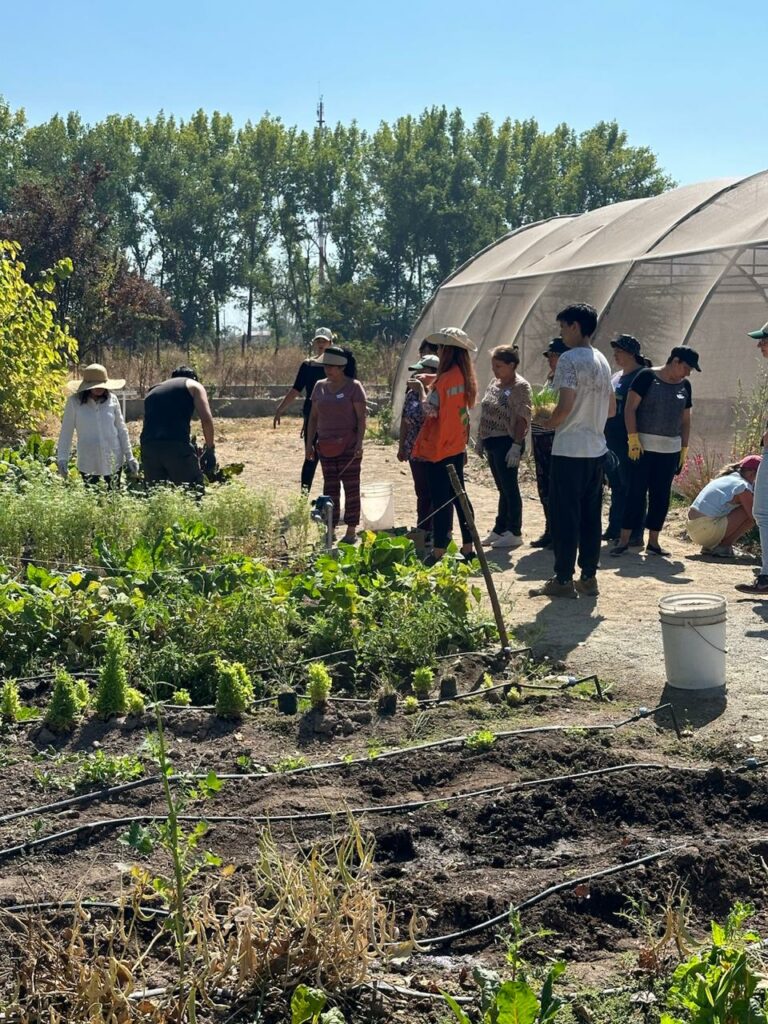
610;334;642;357
669;346;701;372
543;337;568;356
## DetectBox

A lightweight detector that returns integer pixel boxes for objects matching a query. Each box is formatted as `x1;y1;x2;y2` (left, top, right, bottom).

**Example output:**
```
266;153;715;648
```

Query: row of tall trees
0;97;674;356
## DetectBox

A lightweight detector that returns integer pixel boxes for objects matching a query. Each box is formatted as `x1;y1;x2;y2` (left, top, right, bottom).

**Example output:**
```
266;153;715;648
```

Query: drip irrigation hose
0;703;686;829
418;842;694;948
0;762;706;864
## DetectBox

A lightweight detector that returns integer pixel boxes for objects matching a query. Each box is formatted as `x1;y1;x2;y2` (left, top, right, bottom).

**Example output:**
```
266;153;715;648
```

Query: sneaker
574;576;599;596
735;574;768;595
703;545;736;558
491;532;523;549
529;577;577;599
481;530;504;546
530;534;552;548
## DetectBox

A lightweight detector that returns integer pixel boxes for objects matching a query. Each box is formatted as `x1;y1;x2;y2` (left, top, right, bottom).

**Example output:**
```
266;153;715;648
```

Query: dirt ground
3;417;768;1021
218;418;768;743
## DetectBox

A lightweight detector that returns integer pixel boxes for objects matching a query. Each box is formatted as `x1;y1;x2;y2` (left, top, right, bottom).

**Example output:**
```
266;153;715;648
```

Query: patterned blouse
478;376;533;444
401;388;427;460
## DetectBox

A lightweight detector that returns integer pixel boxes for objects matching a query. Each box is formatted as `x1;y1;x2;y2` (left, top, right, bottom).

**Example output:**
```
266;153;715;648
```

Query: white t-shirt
551;347;612;458
692;472;752;519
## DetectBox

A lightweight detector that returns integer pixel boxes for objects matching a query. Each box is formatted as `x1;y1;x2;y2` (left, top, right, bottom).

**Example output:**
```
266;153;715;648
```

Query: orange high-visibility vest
412;364;470;462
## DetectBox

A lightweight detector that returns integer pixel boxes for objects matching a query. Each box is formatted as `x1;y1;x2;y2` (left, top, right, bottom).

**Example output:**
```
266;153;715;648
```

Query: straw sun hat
424;327;477;352
65;364;126;394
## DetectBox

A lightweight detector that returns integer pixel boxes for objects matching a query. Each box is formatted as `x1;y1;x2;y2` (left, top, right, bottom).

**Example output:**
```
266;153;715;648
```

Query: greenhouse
394;170;768;447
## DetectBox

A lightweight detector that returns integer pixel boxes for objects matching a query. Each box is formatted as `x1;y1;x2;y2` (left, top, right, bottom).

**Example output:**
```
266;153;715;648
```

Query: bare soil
2;419;768;1021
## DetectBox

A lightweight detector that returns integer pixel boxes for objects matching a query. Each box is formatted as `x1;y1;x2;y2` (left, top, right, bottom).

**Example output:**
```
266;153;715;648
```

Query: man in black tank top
140;366;216;485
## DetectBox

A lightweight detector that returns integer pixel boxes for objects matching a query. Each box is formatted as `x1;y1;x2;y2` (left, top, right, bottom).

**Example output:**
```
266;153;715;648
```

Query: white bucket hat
424;327;477;352
65;364;126;394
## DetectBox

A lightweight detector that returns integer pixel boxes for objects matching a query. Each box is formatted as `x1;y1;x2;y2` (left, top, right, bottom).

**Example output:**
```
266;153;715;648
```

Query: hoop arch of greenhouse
393;170;768;448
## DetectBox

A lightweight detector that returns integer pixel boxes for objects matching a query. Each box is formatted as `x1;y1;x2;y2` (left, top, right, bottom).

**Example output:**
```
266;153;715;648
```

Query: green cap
747;321;768;340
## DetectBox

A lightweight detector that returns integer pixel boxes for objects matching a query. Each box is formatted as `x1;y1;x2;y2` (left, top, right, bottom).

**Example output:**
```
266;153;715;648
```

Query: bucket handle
664;618;728;655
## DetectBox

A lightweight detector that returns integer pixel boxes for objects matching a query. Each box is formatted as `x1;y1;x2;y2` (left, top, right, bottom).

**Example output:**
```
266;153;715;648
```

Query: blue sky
4;0;767;186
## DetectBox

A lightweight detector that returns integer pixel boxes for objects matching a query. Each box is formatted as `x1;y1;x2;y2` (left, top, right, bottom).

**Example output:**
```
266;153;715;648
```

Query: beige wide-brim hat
424;327;477;352
65;363;126;394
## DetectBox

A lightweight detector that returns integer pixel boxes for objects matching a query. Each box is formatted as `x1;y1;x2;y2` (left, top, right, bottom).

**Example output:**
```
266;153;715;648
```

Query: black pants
532;430;554;534
81;471;121;489
622;450;679;533
605;447;647;540
141;440;203;486
300;413;318;492
484;436;523;535
426;454;473;549
549;455;604;581
409;459;433;533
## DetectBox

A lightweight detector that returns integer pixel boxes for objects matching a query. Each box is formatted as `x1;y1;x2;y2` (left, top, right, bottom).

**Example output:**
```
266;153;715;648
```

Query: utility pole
316;95;327;285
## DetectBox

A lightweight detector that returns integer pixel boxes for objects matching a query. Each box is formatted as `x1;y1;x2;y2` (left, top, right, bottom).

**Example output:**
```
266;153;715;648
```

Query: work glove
677;446;689;474
57;460;69;478
200;446;217;479
505;442;523;469
126;458;140;477
627;433;643;461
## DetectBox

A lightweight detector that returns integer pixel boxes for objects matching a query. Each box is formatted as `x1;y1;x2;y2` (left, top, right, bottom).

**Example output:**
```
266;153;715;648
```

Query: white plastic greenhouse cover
393;170;768;450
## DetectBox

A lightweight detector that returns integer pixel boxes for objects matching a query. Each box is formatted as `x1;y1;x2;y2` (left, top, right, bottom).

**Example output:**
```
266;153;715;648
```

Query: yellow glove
677;446;689;474
627;433;643;461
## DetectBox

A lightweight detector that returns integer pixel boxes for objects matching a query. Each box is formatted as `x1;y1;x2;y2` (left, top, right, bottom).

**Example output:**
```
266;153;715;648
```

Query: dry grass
0;820;422;1022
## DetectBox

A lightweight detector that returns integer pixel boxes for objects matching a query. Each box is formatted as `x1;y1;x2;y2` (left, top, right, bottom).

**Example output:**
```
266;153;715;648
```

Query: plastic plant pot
277;691;298;715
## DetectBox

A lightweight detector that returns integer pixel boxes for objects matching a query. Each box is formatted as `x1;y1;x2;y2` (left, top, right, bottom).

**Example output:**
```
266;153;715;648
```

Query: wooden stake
446;463;510;651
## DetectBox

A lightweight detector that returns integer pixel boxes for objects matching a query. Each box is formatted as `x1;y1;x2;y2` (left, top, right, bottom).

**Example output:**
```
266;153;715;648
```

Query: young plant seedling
0;679;22;724
95;628;130;719
412;666;434;699
307;662;332;708
214;659;254;719
45;670;81;733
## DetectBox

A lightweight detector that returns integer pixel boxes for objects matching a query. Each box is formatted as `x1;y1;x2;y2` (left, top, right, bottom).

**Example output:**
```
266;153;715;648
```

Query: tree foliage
0;96;675;350
0;240;77;437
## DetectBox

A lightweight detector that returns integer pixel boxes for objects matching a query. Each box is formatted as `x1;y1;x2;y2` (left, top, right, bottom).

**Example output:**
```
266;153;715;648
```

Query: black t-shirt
605;367;643;452
630;369;692;439
141;377;195;443
292;360;326;418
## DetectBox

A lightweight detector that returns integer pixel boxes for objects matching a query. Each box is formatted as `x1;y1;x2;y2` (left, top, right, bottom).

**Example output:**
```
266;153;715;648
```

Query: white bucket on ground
658;592;727;690
361;481;395;531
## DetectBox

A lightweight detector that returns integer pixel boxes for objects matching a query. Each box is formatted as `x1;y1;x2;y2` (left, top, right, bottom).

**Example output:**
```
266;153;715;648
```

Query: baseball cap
313;327;334;342
543;337;568;356
740;455;762;473
610;334;642;357
747;321;768;340
408;354;440;372
669;346;701;372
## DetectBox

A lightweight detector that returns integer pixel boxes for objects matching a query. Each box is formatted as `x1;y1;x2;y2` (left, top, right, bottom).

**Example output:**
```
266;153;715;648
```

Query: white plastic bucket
361;481;395;531
658;593;727;690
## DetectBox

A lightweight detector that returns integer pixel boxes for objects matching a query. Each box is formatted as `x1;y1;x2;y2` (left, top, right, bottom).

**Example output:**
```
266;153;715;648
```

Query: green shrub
307;662;332;707
412;666;434;699
403;695;419;715
74;679;91;709
214;659;254;719
95;629;129;719
465;728;496;752
125;687;146;716
0;679;21;723
172;688;192;706
45;670;81;732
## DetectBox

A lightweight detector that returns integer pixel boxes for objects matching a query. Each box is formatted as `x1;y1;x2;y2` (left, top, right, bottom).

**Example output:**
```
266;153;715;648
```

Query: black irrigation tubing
418;842;694;948
0;899;169;918
0;703;686;829
0;762;706;864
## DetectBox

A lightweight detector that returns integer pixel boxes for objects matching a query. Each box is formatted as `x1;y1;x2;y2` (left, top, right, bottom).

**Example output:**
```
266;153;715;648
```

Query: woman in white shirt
687;455;760;557
57;363;138;486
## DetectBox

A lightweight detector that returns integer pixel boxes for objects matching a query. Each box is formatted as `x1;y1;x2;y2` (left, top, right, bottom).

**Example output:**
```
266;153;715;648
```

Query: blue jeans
753;447;768;575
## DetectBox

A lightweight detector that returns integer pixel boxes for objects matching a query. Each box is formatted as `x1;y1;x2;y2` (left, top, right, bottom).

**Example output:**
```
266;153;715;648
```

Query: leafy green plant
73;750;144;788
45;670;81;733
172;688;192;706
270;755;307;773
661;902;768;1024
95;628;130;719
465;728;496;752
403;695;419;715
412;666;434;699
214;658;254;719
0;679;21;723
307;661;332;707
73;678;91;709
125;686;146;715
445;964;565;1024
290;984;346;1023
